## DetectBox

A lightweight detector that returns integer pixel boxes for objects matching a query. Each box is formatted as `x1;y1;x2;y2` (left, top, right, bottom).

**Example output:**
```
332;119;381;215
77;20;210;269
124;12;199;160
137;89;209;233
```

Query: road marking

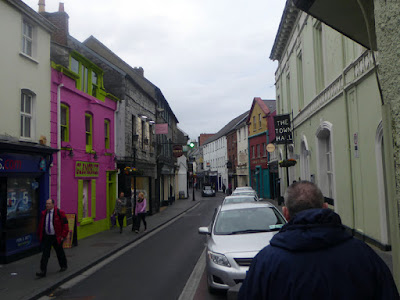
38;202;201;300
178;247;206;300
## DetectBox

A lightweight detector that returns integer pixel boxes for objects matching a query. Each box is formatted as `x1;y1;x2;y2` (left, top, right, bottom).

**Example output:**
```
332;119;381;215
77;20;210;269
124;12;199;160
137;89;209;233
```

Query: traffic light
189;142;195;148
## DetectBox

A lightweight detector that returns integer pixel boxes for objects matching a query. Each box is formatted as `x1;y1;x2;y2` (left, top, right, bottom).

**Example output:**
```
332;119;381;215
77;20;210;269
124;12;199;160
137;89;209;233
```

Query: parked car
233;186;253;192
202;185;216;197
198;202;286;292
222;195;257;205
232;189;259;201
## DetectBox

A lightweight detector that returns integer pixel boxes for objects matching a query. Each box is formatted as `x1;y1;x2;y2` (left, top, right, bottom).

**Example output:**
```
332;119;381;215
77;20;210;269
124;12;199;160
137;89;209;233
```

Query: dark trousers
132;213;147;231
40;234;67;273
117;214;125;231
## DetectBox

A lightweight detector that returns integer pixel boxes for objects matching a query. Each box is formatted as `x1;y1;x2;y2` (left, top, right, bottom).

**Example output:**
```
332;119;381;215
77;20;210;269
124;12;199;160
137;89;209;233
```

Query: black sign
274;114;293;144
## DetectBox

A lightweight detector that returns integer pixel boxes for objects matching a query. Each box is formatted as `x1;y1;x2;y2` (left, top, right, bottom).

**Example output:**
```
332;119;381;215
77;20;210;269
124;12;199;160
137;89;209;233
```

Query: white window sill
19;52;39;64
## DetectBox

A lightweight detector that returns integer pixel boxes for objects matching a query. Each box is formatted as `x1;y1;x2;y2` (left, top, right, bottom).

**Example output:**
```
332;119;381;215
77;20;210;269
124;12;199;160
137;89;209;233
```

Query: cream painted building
0;0;54;143
270;1;390;250
236;122;249;187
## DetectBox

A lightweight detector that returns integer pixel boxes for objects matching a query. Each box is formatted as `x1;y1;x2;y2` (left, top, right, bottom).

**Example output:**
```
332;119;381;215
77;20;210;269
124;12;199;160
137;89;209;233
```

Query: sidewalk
0;195;200;300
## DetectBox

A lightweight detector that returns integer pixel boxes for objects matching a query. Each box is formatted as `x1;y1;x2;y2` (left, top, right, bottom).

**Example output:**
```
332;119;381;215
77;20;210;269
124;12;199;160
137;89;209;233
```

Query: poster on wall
63;214;76;248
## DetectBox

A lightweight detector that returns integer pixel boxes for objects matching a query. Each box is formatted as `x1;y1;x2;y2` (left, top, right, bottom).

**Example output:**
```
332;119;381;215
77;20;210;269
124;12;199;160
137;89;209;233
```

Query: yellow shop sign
75;161;99;177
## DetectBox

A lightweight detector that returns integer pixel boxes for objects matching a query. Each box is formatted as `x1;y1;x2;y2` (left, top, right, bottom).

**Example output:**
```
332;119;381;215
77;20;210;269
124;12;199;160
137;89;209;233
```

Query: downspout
57;83;64;208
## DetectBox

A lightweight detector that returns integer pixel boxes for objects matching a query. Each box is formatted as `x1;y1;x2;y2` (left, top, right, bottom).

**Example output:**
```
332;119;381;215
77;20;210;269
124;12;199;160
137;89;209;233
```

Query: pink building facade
50;68;118;240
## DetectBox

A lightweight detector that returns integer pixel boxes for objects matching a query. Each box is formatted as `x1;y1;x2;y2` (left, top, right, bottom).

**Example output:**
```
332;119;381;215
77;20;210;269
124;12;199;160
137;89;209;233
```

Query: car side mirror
198;227;211;235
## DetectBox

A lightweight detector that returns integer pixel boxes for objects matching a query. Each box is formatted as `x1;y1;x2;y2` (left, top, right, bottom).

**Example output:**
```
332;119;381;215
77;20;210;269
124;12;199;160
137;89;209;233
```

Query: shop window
61;104;69;142
6;177;39;246
78;179;96;225
85;113;93;153
104;119;110;149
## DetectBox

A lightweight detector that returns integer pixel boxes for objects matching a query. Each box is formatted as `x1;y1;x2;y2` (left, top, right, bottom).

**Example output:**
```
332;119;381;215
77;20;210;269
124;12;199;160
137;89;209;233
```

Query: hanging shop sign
173;145;183;158
274;114;293;144
155;123;168;134
75;161;99;177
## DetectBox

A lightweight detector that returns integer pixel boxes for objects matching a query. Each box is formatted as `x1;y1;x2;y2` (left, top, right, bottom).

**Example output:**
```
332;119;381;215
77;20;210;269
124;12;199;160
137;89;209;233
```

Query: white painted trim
375;121;389;245
315;121;337;212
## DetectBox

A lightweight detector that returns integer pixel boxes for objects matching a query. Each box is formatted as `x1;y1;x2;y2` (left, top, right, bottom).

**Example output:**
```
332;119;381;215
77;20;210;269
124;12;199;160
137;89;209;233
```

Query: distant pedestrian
222;184;226;194
133;192;147;233
239;181;399;299
114;192;127;233
36;198;68;278
228;183;232;195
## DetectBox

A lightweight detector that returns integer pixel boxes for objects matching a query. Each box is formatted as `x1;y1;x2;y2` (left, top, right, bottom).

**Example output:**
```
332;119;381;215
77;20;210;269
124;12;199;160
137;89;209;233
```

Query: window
61;104;69;142
317;123;334;200
297;52;305;110
253;116;256;131
85;114;93;152
141;120;146;150
22;21;33;56
20;90;33;139
286;74;291;113
104;119;110;149
313;21;325;93
262;143;266;157
69;53;102;97
258;114;262;128
252;146;255;158
238;129;241;141
78;179;96;224
257;144;260;158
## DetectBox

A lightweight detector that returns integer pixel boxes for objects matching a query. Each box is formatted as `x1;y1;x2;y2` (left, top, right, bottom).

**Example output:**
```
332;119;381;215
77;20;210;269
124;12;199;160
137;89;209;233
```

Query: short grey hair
284;181;324;217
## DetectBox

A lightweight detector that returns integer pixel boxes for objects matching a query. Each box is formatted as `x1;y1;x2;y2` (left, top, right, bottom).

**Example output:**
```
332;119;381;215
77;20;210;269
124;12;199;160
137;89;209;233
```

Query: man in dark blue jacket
239;181;399;299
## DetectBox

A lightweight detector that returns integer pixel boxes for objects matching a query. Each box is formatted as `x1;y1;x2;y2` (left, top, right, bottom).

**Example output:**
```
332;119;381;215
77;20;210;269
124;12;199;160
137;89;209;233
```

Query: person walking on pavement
222;183;226;194
114;191;127;233
133;192;147;233
36;198;69;278
239;180;399;299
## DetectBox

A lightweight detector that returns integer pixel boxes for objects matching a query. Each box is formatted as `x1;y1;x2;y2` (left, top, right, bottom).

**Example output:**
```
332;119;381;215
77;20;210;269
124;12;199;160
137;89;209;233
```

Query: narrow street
47;195;223;300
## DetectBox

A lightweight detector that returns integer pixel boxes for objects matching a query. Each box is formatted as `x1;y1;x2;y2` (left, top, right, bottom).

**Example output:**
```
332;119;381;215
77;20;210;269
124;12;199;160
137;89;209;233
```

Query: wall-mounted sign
0;154;46;173
274;114;293;144
266;143;276;153
75;161;99;177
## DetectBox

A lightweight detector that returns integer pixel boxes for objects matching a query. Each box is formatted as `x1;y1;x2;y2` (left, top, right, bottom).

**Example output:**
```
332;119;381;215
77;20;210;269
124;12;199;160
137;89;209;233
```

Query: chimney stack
40;2;69;46
59;2;64;12
38;0;45;12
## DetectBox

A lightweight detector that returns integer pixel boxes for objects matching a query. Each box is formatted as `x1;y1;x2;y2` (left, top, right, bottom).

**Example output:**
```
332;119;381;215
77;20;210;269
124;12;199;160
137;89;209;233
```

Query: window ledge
19;52;39;64
80;217;94;226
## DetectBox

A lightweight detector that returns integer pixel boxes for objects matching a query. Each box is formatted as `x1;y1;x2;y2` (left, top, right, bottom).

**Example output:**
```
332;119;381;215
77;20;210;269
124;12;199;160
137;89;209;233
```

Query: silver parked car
222;195;257;205
231;189;260;201
198;202;286;292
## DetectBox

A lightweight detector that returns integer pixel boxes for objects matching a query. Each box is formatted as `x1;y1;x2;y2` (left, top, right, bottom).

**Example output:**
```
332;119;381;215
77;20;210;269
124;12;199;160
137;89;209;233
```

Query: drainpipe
57;83;64;208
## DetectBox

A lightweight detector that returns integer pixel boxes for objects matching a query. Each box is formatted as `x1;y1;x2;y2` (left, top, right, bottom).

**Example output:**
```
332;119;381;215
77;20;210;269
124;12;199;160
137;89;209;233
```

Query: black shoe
60;266;68;272
36;271;46;278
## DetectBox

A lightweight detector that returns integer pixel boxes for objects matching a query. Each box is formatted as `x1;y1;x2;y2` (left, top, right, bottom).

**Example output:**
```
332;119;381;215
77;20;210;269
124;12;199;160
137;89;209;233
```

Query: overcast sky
24;0;286;141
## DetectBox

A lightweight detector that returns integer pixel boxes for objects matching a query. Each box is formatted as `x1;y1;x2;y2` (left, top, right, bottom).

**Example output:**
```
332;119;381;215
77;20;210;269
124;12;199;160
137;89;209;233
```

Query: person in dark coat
36;199;69;278
239;181;399;300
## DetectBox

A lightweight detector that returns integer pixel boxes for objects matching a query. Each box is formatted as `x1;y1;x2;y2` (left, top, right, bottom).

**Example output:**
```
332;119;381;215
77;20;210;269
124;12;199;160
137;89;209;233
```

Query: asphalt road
51;196;223;300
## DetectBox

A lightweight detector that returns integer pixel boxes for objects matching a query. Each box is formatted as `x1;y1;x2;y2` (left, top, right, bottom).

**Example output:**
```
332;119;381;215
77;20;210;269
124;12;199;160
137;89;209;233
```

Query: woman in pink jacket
133;192;147;233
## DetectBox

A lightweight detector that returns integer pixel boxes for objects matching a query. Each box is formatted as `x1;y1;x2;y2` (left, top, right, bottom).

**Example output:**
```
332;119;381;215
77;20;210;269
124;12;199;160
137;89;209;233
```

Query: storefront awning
0;140;58;155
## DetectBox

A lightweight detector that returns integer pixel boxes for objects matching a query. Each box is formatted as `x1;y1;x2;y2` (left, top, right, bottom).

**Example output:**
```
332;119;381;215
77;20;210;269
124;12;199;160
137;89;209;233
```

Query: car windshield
233;191;256;196
204;186;212;190
214;207;285;235
223;197;255;204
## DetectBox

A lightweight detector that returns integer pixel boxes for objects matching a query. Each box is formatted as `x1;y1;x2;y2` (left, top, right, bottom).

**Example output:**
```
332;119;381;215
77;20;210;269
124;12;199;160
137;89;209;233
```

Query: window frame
20;90;35;140
104;119;110;149
61;104;70;142
85;113;93;153
22;20;33;57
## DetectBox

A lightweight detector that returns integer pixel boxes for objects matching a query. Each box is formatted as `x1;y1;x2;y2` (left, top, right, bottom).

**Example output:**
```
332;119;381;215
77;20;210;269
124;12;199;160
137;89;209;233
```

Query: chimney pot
59;3;65;12
38;0;45;13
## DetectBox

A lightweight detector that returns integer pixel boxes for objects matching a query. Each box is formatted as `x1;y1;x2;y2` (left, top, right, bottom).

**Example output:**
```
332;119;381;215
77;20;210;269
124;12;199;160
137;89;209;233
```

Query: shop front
0;144;56;263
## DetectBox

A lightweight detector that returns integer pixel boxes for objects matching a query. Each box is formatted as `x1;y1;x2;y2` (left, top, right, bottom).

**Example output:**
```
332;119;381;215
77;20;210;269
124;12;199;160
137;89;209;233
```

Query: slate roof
203;110;249;145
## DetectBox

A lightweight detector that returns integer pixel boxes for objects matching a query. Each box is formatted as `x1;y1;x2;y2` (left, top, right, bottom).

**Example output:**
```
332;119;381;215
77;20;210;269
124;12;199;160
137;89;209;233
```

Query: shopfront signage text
0;158;22;170
75;161;99;177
